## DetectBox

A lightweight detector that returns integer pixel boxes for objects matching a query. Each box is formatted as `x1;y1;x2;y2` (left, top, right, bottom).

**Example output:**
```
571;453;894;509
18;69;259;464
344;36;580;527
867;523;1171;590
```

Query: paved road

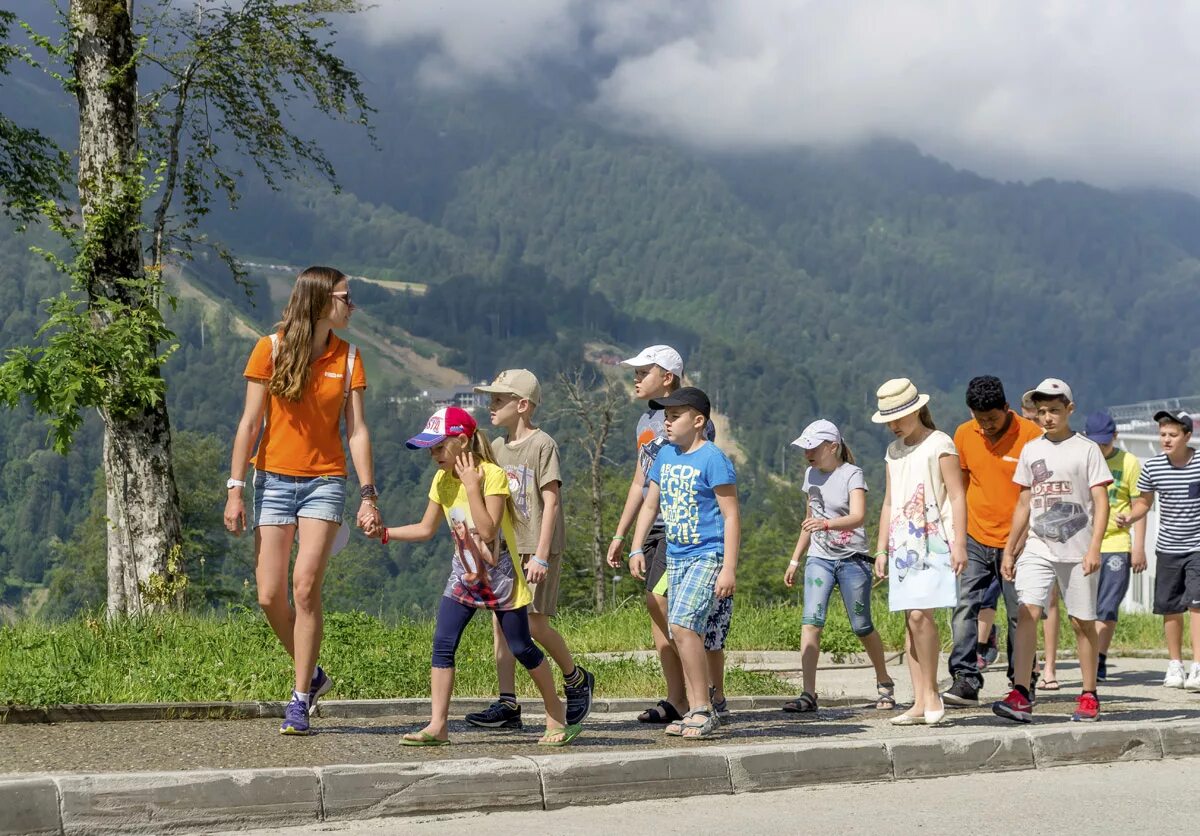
1;657;1197;773
210;756;1200;836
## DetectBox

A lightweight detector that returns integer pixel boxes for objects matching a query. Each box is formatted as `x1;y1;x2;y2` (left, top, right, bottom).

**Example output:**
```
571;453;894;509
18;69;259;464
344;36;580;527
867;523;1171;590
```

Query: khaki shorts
1014;553;1099;620
521;553;562;617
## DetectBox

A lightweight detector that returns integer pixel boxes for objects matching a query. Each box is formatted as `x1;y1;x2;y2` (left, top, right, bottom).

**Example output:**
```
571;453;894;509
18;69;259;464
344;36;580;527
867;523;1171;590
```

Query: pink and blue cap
406;406;478;449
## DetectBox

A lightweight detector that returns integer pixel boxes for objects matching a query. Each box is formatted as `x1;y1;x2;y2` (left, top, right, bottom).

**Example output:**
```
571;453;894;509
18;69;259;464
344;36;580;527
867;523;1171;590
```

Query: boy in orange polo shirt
942;376;1043;707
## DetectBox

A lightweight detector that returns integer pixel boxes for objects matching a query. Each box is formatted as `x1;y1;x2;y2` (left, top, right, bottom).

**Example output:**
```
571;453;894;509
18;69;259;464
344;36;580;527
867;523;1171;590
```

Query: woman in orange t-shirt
223;266;380;736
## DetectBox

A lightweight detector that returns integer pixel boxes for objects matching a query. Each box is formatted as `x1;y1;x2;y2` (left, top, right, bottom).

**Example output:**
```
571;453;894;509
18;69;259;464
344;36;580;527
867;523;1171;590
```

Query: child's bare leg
859;629;892;684
898;617;924;718
1095;618;1117;657
529;613;576;674
706;648;725;702
1014;605;1042;690
526;660;566;731
414;666;454;740
673;625;710;712
907;609;941;710
1071;616;1099;691
977;607;996;644
800;625;821;695
1165;613;1184;660
1042;587;1060;682
492;614;518;696
648;591;688;711
1191;609;1200;664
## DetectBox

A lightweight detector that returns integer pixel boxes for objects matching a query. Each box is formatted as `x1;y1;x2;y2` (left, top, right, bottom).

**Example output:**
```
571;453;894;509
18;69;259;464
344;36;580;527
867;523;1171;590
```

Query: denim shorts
802;555;876;636
253;470;346;527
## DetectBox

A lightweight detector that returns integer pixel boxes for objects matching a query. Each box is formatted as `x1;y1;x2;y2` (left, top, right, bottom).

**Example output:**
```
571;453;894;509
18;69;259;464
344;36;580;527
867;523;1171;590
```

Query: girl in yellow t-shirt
374;406;581;747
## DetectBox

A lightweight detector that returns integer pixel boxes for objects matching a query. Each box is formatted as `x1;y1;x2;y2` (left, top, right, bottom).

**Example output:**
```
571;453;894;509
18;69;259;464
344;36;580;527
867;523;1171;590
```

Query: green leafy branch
0;157;178;453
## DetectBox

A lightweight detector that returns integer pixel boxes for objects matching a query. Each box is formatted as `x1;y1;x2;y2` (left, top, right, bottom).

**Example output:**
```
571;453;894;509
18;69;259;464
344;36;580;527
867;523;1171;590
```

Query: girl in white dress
872;378;968;726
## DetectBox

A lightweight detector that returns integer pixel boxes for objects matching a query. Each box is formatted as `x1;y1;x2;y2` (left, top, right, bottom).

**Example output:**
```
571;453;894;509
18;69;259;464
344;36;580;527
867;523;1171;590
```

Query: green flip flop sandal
401;731;451;747
538;723;583;747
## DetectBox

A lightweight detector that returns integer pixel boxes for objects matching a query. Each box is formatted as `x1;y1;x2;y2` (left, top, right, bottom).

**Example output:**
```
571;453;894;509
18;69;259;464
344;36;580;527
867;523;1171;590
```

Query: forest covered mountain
2;14;1199;618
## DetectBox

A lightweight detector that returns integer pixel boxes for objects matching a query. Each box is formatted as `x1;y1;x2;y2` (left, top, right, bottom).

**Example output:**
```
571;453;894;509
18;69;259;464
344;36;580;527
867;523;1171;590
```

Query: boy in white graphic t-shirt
994;378;1112;724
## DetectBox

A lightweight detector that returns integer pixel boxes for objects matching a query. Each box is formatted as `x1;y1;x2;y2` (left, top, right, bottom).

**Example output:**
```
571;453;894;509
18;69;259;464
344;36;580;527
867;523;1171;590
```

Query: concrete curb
0;694;871;725
2;719;1198;835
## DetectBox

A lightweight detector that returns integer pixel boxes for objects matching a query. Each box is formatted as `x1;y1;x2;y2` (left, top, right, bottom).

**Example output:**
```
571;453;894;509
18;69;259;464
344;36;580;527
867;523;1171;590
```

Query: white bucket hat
871;378;931;424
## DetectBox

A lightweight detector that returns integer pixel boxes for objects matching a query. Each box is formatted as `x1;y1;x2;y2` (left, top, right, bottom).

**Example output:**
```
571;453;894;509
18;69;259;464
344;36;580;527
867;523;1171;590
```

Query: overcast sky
353;0;1200;192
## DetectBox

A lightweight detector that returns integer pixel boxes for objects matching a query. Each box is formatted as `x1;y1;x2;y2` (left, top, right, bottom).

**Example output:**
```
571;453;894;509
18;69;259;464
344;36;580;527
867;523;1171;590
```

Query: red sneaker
992;688;1033;723
1071;692;1100;722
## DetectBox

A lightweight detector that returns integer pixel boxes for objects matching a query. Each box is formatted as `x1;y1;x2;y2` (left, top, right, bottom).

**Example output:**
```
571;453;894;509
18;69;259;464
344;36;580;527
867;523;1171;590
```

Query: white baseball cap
791;419;842;449
621;345;684;377
1023;377;1074;406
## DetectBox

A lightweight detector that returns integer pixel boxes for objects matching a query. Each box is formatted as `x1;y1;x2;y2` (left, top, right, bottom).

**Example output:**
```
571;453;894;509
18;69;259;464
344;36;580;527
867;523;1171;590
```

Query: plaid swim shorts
667;551;724;634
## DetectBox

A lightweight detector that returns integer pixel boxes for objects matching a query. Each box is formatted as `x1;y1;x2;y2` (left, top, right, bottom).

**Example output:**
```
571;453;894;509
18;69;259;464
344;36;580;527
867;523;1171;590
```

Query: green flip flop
401;731;451;747
538;723;583;747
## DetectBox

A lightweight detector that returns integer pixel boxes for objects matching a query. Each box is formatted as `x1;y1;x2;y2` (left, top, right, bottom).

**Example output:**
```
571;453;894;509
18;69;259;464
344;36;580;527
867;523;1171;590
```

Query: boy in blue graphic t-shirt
630;387;740;739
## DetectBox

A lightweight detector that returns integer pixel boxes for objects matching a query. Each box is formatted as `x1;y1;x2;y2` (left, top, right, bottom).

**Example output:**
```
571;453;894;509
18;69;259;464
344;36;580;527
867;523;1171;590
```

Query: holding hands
357;500;382;538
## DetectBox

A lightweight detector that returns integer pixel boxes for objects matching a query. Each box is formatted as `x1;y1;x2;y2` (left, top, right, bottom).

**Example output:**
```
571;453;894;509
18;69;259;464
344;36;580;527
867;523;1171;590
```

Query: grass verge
0;598;1184;706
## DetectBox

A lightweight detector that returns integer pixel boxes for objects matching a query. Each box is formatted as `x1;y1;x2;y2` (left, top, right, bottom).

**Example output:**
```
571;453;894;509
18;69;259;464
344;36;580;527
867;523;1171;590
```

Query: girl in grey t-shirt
782;419;895;714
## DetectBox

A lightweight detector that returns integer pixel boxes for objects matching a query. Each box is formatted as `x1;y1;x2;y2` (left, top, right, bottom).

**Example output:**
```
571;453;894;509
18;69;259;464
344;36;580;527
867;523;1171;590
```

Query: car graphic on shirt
1031;501;1088;543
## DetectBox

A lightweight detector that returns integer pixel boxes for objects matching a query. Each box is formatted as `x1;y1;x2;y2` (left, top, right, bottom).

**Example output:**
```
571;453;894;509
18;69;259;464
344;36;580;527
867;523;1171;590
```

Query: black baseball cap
650;386;711;420
1154;410;1194;433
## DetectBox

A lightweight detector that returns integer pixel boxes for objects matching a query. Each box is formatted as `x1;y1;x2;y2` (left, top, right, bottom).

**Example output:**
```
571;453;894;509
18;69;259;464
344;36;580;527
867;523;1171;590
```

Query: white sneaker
1164;660;1187;688
1185;663;1200;692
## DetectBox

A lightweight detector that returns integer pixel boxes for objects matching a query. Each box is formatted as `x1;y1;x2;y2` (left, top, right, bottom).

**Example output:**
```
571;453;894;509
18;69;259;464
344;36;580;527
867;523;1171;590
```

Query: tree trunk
591;457;605;611
72;0;184;617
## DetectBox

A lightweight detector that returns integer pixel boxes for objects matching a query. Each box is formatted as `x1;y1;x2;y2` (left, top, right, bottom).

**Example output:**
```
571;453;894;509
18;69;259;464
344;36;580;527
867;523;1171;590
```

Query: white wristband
788;559;800;568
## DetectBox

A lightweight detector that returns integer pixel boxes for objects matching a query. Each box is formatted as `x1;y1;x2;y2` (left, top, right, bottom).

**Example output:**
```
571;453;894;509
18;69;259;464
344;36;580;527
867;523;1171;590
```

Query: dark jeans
948;536;1031;689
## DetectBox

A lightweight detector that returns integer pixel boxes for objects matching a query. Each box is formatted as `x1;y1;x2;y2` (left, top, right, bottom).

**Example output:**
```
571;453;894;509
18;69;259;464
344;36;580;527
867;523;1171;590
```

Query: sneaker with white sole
1165;660;1187;688
1185;663;1200;692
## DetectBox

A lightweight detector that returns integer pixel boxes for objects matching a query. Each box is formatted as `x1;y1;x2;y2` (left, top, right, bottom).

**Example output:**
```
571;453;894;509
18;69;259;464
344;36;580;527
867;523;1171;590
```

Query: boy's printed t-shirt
1014;434;1112;562
802;462;869;560
244;332;367;476
637;408;716;530
1137;450;1200;553
490;429;566;556
647;441;737;560
1100;448;1142;553
429;461;532;610
954;413;1042;548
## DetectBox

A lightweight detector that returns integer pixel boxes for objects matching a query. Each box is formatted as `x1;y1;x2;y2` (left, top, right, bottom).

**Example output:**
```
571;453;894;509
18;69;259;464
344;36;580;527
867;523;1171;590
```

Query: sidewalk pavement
2;657;1198;835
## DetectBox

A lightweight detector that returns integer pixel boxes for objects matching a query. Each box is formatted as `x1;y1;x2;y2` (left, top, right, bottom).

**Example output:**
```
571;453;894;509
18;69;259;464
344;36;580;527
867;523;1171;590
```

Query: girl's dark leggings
431;596;544;670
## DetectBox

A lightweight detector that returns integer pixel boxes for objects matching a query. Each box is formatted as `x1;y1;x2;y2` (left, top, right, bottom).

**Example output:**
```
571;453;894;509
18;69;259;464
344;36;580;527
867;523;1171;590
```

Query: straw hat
871;378;931;424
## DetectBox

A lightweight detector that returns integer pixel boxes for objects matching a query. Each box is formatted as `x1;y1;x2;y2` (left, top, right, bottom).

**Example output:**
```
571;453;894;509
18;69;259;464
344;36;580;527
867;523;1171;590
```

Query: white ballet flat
924;703;947;726
890;712;926;726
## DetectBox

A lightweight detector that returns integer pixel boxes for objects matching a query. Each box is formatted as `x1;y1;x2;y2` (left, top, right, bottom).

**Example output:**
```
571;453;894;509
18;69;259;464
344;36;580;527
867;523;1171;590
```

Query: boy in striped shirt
1119;410;1200;691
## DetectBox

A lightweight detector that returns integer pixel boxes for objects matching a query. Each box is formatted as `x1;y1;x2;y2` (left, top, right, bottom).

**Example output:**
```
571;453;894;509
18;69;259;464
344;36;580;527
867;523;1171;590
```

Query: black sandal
637;699;682;724
782;691;818;713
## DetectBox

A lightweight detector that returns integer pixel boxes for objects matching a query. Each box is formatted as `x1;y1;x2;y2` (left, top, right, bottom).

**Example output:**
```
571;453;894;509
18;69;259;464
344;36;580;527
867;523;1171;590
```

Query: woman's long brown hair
270;266;345;402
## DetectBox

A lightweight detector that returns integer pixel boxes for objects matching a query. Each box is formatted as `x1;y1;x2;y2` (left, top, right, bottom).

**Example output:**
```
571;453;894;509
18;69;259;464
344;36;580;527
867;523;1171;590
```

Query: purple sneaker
280;696;310;736
309;666;332;709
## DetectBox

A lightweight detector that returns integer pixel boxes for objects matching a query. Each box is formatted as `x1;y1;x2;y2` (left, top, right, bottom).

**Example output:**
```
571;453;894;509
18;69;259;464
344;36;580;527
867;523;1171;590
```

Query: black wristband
360;484;378;499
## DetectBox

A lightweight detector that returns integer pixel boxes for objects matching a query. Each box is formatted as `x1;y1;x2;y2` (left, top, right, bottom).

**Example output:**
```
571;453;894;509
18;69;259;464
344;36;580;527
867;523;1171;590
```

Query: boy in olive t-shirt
465;370;594;730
